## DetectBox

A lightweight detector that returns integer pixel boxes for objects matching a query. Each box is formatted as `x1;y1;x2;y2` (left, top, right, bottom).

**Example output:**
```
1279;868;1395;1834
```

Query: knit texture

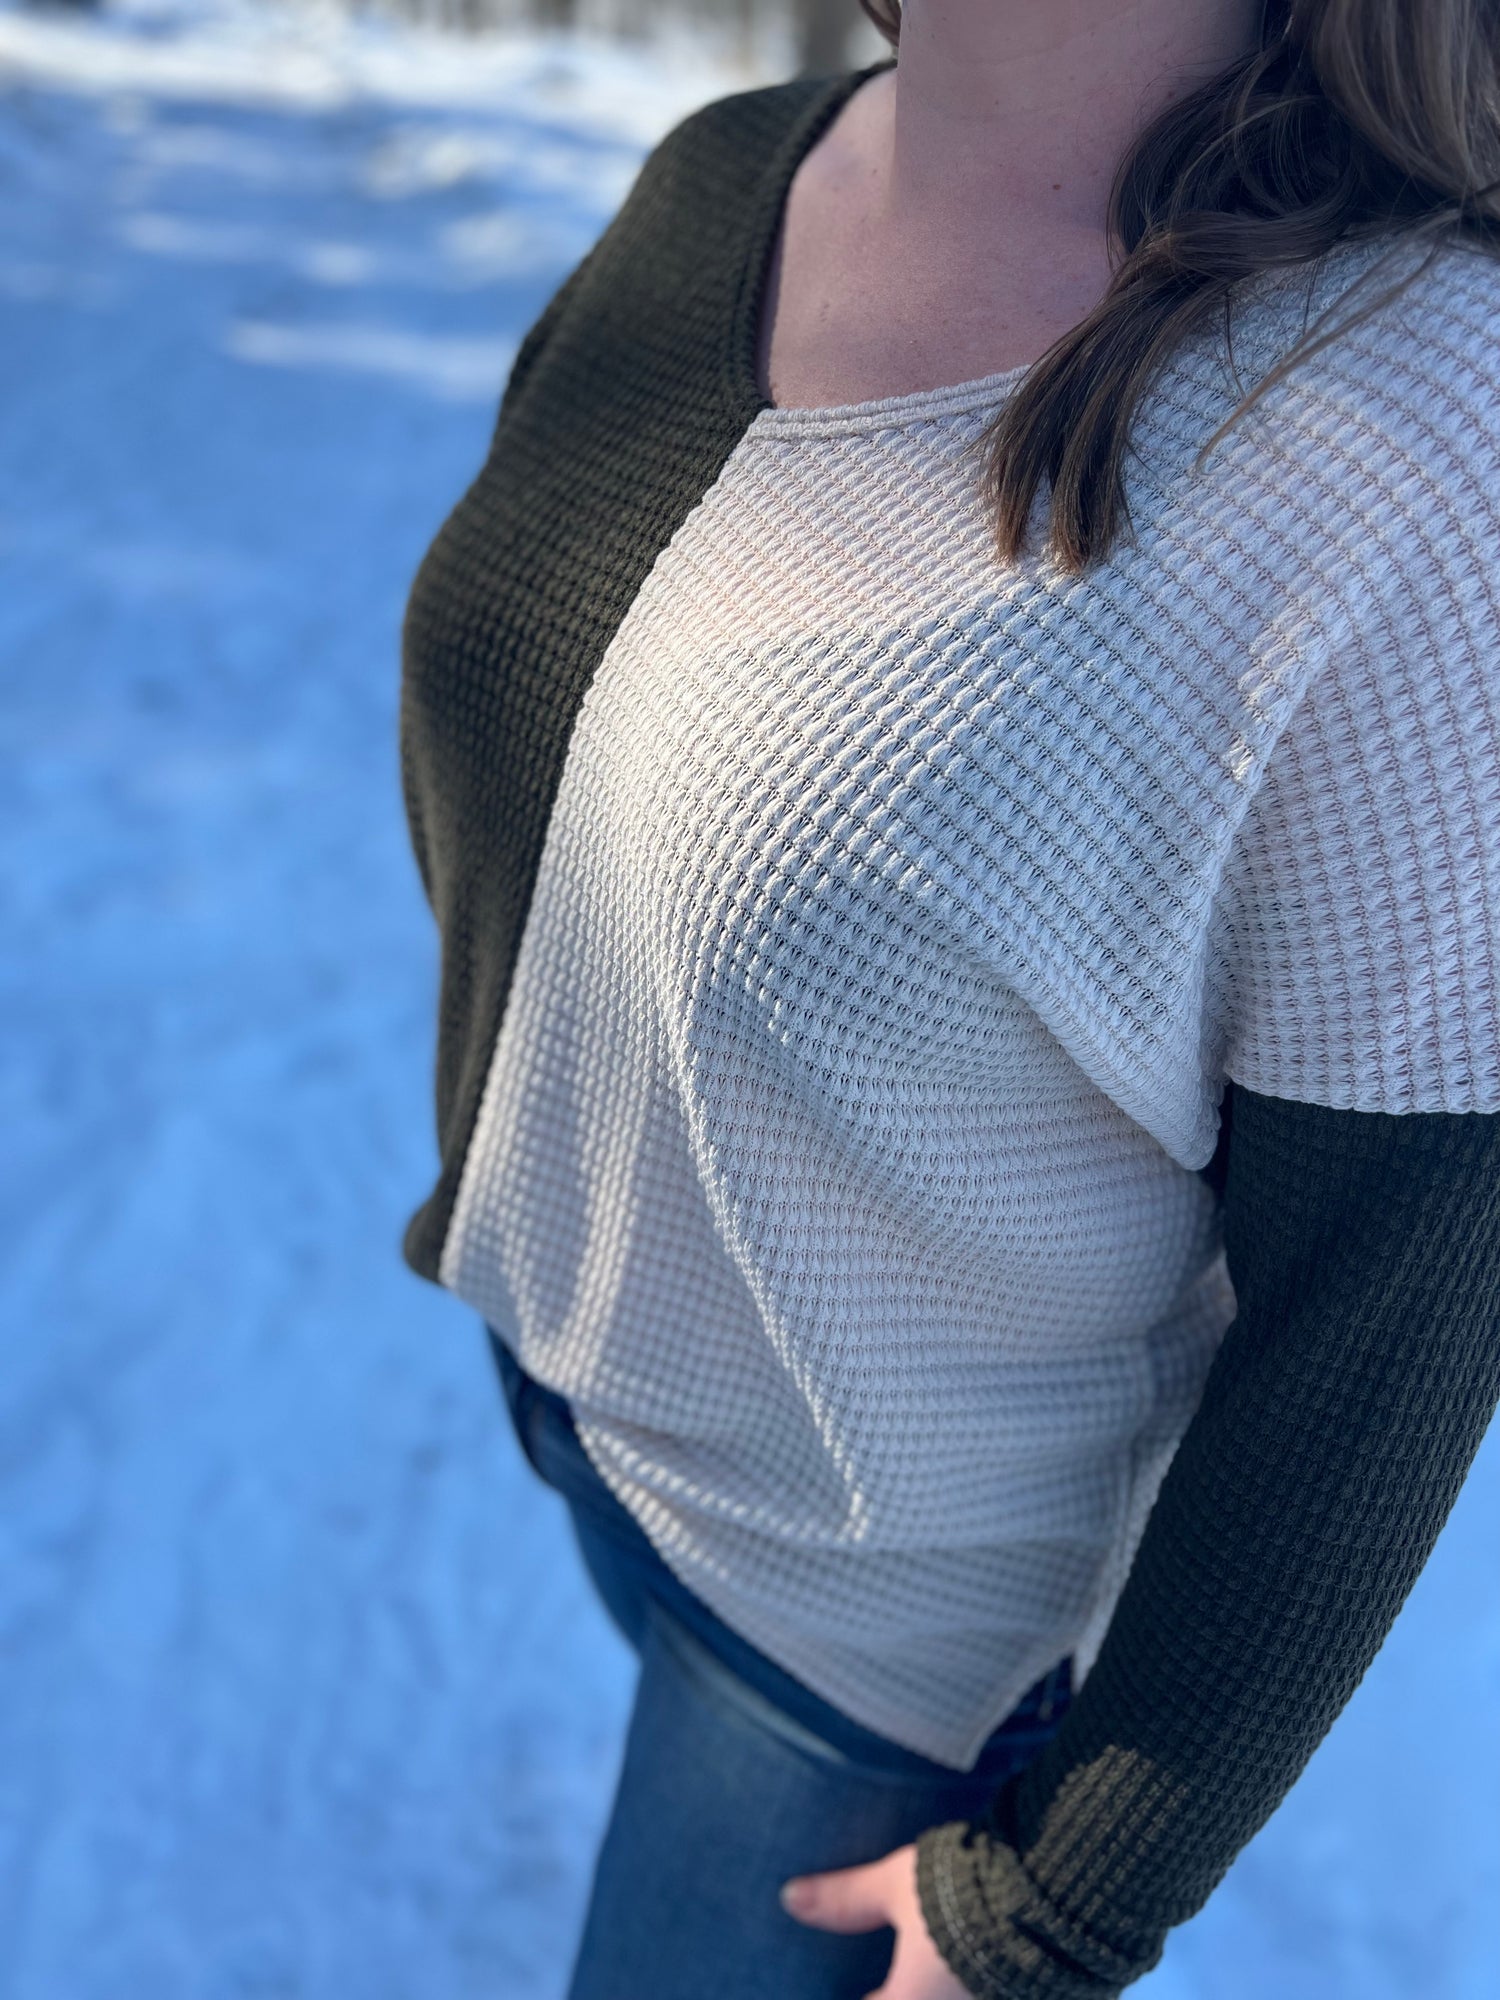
397;54;1500;1988
399;62;880;1280
436;360;1236;1766
433;206;1500;1769
913;1092;1500;1995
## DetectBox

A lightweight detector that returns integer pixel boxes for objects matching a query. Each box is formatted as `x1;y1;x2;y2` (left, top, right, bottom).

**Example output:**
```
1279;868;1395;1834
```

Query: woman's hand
779;1842;974;2000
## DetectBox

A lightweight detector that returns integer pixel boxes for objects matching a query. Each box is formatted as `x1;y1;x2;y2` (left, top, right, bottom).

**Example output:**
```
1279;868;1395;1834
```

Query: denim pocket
644;1595;857;1771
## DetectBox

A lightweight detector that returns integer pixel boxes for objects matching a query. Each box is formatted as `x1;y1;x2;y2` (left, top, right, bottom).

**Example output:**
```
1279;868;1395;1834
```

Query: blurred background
1;1;1496;1995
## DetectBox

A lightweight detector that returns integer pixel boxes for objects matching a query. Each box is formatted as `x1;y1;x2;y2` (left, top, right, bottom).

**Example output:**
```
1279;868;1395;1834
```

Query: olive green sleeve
915;1084;1500;1997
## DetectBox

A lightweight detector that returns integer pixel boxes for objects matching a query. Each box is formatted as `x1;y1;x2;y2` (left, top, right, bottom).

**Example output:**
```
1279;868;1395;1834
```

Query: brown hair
854;0;1500;571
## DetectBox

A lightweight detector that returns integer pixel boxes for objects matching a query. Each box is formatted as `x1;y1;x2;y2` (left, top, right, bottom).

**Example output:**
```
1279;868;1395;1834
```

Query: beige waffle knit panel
441;235;1500;1769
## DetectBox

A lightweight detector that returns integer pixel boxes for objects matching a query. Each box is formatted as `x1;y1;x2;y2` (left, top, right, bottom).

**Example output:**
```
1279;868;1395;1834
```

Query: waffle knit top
398;56;1500;1996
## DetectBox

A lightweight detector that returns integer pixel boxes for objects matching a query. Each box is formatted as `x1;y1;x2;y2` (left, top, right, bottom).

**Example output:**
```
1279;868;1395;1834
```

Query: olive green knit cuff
914;1816;1152;2000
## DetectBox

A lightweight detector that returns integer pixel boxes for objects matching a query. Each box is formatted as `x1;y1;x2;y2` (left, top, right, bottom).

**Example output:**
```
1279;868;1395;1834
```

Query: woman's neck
754;2;1270;411
872;0;1264;242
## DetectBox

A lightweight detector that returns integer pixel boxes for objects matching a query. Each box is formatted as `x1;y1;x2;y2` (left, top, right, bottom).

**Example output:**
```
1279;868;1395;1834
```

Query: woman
397;1;1500;1994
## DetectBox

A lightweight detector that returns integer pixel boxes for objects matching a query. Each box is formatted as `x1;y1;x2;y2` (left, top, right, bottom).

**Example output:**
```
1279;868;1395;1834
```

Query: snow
0;1;1495;1993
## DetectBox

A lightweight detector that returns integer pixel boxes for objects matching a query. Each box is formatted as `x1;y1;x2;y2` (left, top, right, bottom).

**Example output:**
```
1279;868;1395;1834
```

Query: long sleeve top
397;54;1500;1992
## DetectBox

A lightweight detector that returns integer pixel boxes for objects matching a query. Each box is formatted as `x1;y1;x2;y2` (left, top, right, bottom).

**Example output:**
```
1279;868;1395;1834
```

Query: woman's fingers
780;1848;903;1932
784;1844;976;1998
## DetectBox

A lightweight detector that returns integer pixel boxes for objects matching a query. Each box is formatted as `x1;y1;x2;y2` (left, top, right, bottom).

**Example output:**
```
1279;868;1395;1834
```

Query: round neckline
725;67;1412;443
751;360;1031;436
725;59;1030;438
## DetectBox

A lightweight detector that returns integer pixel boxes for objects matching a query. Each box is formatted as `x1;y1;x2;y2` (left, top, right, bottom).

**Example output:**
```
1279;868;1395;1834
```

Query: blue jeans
487;1326;1073;2000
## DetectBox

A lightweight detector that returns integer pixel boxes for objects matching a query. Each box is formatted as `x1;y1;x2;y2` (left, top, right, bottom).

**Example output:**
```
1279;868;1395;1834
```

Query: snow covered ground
1;2;1496;1994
